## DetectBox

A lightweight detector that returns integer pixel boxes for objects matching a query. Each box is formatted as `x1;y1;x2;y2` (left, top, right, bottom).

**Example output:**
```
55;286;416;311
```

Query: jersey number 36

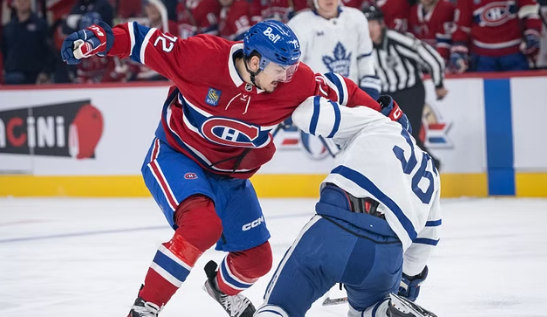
392;128;437;204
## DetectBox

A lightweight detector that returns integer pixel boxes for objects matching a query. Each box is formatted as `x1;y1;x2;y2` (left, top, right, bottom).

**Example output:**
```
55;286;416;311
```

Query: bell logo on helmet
263;27;281;43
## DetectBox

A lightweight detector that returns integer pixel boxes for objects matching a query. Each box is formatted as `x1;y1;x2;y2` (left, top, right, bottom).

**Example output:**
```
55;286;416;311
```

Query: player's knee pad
229;241;273;279
255;304;290;317
174;195;222;252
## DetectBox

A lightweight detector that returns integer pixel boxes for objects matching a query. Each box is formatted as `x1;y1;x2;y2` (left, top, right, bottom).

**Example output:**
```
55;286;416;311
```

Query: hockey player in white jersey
288;0;382;99
255;95;441;317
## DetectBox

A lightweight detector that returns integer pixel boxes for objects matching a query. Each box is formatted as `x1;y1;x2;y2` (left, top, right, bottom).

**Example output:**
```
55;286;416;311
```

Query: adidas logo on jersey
263;27;281;43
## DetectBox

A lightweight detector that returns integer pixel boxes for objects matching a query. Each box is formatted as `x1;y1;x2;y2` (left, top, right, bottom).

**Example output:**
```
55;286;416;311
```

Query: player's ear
250;55;261;72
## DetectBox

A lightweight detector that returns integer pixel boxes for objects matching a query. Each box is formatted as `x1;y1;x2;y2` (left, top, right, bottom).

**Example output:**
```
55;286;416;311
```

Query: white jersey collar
228;43;265;94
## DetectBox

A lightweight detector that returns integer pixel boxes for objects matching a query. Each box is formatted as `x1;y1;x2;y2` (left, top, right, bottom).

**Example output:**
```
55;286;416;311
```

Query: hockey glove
378;95;412;134
61;21;114;65
448;44;468;74
520;29;541;57
398;266;429;302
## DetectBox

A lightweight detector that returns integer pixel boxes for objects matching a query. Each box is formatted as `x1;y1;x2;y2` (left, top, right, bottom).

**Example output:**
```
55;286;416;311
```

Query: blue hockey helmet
243;19;301;71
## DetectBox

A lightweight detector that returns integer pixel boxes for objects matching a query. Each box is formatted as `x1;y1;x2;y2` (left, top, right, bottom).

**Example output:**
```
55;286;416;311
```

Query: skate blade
322;296;348;306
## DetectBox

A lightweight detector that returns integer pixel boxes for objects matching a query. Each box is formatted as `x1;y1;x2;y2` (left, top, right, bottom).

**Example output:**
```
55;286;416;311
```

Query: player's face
257;61;299;92
14;0;31;13
368;20;383;44
316;0;339;16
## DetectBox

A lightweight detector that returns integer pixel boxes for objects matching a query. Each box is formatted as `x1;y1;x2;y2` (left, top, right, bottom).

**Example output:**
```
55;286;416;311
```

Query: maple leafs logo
322;42;352;77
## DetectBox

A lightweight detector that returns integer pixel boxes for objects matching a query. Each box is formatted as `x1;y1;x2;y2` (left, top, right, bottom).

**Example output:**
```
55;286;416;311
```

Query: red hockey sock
139;195;222;306
216;241;273;295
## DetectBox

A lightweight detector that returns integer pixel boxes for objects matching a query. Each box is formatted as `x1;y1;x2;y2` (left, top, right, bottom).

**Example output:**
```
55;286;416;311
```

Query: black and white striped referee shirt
372;30;445;93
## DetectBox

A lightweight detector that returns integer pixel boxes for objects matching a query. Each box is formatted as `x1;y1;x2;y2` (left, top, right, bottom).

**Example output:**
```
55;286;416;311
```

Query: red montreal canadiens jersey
218;0;254;40
107;22;381;178
409;1;456;60
452;0;542;56
376;0;411;32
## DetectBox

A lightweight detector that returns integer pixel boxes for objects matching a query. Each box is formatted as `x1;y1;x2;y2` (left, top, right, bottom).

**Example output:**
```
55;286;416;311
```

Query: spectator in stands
449;0;542;72
217;0;253;40
1;0;54;84
251;0;309;23
62;0;113;35
177;0;220;39
144;0;178;21
364;0;411;32
408;0;455;63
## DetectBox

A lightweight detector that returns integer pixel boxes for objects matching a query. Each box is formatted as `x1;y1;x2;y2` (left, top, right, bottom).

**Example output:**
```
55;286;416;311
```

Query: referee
363;5;448;169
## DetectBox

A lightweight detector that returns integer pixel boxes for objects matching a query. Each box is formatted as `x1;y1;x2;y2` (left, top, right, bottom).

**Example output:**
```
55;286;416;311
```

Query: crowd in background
1;0;547;85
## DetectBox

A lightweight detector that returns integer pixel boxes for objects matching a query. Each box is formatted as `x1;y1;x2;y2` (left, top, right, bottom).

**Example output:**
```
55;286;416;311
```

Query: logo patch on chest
205;88;222;106
322;42;352;77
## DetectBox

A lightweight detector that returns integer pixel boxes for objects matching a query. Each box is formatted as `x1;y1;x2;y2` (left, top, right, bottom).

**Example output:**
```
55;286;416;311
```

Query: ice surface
1;197;546;317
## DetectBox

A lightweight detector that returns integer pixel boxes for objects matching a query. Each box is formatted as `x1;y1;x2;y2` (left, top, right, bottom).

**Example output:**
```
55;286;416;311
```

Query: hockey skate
127;296;162;317
388;293;438;317
202;260;256;317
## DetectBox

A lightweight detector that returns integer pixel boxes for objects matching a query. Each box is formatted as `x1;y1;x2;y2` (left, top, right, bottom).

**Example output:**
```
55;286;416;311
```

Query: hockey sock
216;241;273;295
139;195;222;306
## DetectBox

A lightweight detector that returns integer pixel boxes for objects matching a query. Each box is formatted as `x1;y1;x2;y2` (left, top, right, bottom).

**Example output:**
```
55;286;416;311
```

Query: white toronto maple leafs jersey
291;96;442;276
288;7;378;90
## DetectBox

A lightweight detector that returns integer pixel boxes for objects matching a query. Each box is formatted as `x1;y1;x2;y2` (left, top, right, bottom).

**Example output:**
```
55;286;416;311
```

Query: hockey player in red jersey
449;0;542;72
218;0;254;40
61;19;409;317
409;0;456;61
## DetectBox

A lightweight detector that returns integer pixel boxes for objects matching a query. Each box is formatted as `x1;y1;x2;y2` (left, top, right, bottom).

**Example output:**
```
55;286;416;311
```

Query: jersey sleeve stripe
129;22;150;63
140;27;156;65
425;219;442;227
128;22;136;57
330;165;418;241
310;95;321;135
323;72;347;107
327;100;341;138
413;238;440;246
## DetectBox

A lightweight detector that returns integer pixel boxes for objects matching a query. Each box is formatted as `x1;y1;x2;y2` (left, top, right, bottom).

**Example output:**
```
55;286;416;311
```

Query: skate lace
219;293;251;317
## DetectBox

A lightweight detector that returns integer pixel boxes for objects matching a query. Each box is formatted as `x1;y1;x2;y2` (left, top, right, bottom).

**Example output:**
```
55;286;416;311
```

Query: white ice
1;197;546;317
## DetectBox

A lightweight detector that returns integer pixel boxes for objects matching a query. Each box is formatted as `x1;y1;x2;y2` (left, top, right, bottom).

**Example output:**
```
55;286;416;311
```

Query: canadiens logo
477;2;516;27
205;88;222;106
420;103;453;149
322;42;352;78
184;172;198;179
201;117;265;148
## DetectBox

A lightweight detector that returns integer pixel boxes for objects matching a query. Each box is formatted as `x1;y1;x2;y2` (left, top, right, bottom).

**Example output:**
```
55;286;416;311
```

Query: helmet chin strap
244;58;263;90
